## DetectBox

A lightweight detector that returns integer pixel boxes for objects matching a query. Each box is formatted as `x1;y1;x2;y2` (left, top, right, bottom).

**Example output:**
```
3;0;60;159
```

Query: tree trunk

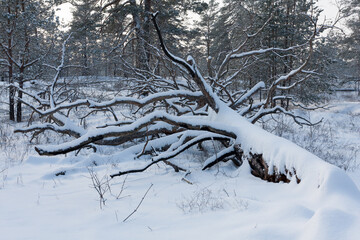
247;152;299;183
8;64;15;121
7;5;15;121
16;68;24;122
16;78;23;122
129;0;147;70
143;0;152;65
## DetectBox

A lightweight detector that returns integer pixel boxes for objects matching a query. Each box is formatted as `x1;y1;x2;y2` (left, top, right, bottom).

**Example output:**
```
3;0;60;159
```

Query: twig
181;171;193;185
181;178;193;185
116;175;128;199
123;183;153;222
88;168;110;209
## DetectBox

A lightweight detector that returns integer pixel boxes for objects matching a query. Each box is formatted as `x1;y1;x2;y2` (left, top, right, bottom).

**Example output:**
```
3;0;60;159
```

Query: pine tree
192;0;219;76
0;0;60;121
342;0;360;91
69;0;102;76
199;0;320;104
101;0;192;75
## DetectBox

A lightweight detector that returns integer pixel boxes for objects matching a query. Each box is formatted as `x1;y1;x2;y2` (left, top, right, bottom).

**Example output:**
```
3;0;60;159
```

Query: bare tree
15;12;319;183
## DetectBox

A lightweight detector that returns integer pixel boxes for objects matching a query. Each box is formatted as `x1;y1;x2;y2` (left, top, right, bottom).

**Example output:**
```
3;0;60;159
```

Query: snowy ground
1;95;360;240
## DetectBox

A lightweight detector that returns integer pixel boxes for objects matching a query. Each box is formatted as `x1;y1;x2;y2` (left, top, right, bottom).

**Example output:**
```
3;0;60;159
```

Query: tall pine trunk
7;5;15;121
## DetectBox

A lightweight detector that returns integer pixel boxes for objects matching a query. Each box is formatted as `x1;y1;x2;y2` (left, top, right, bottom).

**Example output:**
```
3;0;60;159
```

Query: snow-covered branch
34;111;237;156
152;12;221;112
215;15;273;81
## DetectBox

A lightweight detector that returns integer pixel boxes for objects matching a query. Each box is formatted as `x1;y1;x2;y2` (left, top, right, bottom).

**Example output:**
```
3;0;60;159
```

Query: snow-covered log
15;13;324;184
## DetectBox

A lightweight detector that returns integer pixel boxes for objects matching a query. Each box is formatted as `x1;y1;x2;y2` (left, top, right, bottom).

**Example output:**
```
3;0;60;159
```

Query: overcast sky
55;0;343;29
318;0;342;22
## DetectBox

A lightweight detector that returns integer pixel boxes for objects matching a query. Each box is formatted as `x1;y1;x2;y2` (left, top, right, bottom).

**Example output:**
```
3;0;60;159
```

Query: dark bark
7;5;15;121
151;12;219;112
34;113;236;156
233;144;244;166
129;0;148;70
201;149;236;170
16;79;23;122
8;63;15;121
110;136;231;178
247;153;300;183
143;0;152;64
16;65;25;122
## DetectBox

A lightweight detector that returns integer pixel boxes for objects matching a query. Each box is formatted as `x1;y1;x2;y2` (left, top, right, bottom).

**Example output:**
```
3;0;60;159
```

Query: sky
55;0;343;29
318;0;343;23
55;3;74;28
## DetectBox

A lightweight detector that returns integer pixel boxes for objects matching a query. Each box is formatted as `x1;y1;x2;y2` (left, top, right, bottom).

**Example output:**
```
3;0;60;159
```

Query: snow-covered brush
15;12;322;183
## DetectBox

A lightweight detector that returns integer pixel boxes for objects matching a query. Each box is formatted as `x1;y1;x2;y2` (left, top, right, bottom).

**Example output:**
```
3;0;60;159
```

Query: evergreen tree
0;0;60;121
69;0;103;76
101;0;193;75
191;0;220;76
197;0;321;104
342;0;360;91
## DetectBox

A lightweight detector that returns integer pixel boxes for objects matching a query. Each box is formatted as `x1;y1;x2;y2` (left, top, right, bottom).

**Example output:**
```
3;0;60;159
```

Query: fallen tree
15;12;321;183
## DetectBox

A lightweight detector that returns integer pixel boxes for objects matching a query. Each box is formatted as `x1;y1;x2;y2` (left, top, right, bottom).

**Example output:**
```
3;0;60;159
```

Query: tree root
248;153;300;183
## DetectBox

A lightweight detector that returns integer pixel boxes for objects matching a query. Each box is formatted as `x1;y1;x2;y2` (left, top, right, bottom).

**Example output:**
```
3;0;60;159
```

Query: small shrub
261;113;360;171
0;123;30;167
177;188;224;213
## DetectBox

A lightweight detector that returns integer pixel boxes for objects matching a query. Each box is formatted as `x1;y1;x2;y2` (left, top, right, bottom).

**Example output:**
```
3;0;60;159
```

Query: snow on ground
1;98;360;240
2;157;359;240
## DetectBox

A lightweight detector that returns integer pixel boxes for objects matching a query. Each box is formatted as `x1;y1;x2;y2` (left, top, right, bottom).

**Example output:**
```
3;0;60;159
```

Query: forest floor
0;92;359;240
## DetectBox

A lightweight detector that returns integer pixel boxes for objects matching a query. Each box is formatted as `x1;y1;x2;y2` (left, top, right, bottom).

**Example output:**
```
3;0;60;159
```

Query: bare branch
151;12;220;112
123;183;153;222
15;123;81;138
202;145;237;170
250;105;322;126
35;112;237;156
25;90;205;119
215;15;273;81
110;133;231;178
